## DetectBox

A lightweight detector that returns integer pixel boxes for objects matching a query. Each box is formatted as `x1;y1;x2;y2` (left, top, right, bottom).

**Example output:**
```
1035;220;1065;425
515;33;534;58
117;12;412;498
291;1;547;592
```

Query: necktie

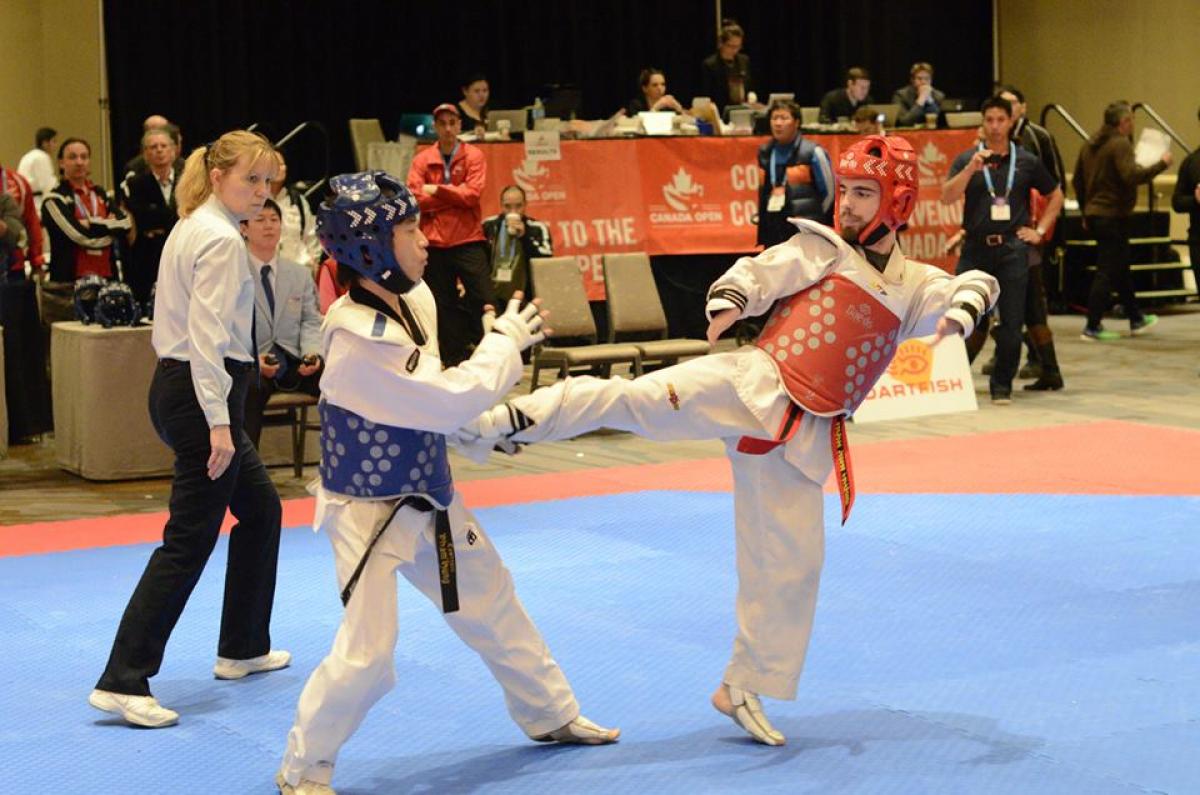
261;264;276;316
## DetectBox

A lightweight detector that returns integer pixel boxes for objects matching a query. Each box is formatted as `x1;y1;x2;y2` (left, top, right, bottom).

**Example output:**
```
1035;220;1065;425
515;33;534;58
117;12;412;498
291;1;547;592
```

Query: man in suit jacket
892;62;946;127
121;127;181;305
241;198;324;447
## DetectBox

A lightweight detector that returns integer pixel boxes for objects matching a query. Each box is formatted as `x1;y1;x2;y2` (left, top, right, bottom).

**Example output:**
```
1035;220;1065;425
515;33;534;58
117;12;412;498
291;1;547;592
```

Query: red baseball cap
432;103;460;119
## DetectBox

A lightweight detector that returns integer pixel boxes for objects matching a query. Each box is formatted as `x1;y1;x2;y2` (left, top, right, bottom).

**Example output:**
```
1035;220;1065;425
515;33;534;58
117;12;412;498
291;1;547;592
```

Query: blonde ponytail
175;130;277;218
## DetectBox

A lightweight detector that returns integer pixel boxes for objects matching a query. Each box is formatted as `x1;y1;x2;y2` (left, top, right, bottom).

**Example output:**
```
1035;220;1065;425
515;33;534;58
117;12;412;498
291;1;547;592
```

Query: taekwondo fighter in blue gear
276;172;617;795
455;136;1000;747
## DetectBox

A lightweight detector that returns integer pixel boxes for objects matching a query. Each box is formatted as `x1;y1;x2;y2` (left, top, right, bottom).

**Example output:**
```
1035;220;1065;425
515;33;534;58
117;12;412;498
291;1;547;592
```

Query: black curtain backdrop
103;0;993;186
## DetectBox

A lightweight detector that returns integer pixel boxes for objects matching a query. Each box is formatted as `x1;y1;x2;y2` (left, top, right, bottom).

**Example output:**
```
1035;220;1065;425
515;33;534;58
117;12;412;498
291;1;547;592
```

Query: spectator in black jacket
482;185;553;302
1171;107;1200;298
701;19;752;113
121;127;180;305
819;68;873;123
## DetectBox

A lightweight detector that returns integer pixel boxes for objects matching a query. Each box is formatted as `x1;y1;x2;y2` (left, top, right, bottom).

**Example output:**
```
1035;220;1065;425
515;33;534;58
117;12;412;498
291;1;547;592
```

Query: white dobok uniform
279;282;578;788
493;220;999;701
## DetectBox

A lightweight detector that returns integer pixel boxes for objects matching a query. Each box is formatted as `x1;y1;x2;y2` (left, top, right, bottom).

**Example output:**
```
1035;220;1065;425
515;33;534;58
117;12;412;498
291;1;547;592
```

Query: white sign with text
853;334;978;423
524;130;561;162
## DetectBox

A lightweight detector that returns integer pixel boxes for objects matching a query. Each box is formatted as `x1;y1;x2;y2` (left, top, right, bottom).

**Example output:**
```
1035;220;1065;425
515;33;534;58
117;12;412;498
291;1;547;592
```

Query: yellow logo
886;339;934;386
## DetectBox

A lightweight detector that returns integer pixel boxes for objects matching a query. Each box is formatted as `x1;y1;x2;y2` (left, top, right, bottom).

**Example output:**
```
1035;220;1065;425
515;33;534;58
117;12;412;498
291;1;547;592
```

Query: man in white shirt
241;198;324;447
17;127;57;212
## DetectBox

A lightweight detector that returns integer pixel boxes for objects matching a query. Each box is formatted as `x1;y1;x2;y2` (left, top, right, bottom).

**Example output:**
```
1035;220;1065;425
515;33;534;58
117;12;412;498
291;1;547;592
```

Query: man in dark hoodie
1073;101;1172;341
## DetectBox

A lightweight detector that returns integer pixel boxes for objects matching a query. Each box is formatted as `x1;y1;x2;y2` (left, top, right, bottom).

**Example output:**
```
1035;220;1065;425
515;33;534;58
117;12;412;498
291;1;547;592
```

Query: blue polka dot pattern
318;401;453;504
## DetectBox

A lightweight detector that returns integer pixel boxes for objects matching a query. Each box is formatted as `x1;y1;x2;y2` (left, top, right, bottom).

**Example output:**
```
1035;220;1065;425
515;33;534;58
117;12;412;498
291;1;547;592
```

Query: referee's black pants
96;358;282;696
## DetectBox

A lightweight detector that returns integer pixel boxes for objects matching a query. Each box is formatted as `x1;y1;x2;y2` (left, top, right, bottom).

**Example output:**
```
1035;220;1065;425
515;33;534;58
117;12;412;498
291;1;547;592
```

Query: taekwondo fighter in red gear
276;172;617;795
455;136;999;746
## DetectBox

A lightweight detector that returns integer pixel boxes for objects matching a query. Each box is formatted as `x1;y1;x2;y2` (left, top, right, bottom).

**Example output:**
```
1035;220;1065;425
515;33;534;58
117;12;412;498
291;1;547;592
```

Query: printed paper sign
853;334;978;423
524;130;561;162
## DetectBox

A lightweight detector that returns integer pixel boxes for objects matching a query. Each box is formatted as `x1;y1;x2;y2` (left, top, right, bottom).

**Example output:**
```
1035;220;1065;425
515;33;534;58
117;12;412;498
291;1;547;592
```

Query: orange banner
467;130;975;298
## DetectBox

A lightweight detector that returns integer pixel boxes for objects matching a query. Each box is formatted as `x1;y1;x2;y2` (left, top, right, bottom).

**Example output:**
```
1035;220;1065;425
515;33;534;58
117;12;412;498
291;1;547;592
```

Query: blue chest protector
318;400;454;507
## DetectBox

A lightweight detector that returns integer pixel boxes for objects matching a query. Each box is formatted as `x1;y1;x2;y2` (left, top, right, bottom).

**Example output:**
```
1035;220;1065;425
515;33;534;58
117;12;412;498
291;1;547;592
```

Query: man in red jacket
407;103;493;365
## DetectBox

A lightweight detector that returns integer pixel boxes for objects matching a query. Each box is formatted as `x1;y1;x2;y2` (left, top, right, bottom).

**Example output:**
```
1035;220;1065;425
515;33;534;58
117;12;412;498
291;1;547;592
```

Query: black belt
984;233;1012;247
339;495;459;614
158;357;254;373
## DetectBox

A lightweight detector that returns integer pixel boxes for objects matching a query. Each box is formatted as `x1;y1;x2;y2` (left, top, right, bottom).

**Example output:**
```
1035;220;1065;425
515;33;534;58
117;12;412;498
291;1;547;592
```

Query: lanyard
768;137;798;188
73;184;100;219
497;220;519;259
441;144;459;184
979;141;1016;201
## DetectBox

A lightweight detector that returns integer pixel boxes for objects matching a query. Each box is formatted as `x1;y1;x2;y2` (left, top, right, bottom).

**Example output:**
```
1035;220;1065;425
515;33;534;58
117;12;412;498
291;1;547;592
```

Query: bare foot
710;682;785;746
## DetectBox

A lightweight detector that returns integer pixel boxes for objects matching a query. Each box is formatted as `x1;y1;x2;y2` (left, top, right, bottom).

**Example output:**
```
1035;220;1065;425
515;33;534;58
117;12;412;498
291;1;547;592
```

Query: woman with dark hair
626;68;685;116
41;138;130;283
457;74;490;133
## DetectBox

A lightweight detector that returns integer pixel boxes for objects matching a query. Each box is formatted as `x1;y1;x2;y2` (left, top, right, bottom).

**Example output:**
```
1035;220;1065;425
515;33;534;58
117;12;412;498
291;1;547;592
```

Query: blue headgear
317;171;420;294
95;282;141;328
73;275;108;324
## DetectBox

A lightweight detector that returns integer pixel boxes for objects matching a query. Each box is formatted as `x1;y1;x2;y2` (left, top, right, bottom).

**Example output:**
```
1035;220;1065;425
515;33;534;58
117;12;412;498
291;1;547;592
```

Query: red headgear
834;135;918;245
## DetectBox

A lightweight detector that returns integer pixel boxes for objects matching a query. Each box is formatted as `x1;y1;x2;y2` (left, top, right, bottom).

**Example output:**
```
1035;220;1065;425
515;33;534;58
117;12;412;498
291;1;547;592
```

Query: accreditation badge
767;186;786;213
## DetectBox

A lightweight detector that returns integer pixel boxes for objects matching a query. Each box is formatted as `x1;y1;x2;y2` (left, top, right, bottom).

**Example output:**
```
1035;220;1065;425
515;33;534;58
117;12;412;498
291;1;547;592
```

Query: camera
984;153;1005;166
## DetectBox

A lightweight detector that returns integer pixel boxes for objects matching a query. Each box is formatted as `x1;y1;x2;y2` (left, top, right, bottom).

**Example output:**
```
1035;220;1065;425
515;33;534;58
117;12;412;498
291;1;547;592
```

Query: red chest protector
755;274;901;416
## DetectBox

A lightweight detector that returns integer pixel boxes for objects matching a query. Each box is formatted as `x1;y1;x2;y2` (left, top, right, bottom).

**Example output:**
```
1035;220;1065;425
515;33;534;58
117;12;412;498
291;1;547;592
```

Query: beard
838;214;865;243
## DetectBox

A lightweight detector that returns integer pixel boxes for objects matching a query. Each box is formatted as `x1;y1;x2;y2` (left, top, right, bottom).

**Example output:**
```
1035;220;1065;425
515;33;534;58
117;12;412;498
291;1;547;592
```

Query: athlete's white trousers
280;492;578;786
504;350;830;700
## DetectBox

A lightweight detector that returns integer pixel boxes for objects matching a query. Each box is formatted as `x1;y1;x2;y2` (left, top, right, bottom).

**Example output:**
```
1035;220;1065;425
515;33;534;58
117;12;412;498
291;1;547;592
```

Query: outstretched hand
707;308;740;345
483;291;553;352
931;316;964;345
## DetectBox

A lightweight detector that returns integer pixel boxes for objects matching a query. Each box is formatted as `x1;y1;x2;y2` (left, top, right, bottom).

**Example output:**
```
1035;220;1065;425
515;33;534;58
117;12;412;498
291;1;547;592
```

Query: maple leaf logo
662;167;705;211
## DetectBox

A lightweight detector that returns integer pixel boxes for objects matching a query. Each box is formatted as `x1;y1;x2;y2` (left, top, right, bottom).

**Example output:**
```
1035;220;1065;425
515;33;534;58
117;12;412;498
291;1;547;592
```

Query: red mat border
3;419;1196;558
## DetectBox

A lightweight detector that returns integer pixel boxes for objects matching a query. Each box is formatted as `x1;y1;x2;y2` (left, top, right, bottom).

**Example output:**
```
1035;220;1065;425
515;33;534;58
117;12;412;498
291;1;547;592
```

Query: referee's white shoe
88;689;179;728
214;649;292;680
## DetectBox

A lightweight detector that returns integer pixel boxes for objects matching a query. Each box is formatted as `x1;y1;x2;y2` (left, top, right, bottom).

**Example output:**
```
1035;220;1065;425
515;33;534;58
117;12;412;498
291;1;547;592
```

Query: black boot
1023;330;1063;391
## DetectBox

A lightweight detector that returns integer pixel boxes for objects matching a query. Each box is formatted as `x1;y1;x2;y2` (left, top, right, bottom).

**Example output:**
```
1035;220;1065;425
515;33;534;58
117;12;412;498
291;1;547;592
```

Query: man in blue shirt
941;95;1063;403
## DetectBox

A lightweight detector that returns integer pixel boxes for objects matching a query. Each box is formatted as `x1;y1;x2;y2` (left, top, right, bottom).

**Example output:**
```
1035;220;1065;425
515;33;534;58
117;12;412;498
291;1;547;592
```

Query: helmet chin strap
379;269;418;295
859;222;892;247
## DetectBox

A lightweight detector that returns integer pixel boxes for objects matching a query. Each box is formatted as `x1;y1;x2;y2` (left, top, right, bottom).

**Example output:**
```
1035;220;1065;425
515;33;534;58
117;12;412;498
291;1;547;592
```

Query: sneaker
276;772;336;794
1080;327;1120;342
1130;314;1159;336
214;649;292;680
88;688;179;728
991;389;1013;405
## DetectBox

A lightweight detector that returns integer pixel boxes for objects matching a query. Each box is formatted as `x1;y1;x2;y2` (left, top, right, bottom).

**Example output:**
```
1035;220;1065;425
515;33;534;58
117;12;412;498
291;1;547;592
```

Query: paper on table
1134;128;1171;168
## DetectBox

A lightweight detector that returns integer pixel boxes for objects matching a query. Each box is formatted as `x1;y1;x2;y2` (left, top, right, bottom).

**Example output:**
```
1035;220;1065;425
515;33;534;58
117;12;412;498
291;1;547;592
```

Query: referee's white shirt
152;193;256;428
